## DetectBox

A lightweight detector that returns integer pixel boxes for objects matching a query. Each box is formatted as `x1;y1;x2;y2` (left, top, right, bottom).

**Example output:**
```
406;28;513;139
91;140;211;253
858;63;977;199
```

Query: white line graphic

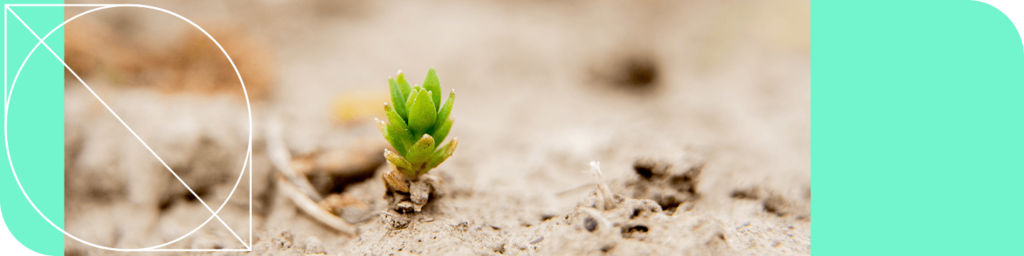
3;4;253;252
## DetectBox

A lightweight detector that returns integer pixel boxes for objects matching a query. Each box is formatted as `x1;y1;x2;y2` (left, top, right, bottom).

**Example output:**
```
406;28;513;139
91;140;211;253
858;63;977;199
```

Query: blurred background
62;0;808;254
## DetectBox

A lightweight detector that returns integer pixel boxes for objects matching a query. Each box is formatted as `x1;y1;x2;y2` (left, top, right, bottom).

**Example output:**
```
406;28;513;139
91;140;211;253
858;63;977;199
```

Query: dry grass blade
277;177;356;235
586;162;616;210
266;117;323;201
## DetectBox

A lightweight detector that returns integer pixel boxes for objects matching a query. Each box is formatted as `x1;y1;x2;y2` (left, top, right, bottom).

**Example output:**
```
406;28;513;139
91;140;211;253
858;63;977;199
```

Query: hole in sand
670;175;691;186
157;196;173;210
540;214;556;221
625;225;649;233
601;244;615;252
731;189;759;200
634;165;654;179
183;187;209;202
616;56;659;88
659;199;681;213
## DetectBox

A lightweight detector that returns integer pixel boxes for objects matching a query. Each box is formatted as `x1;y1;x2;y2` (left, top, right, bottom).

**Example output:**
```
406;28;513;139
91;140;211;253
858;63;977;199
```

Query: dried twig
555;182;596;197
277;177;356;235
585;162;616;210
266;117;322;201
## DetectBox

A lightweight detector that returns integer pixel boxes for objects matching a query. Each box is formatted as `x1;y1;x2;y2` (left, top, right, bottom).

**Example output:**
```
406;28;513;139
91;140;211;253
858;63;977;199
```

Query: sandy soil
61;0;809;255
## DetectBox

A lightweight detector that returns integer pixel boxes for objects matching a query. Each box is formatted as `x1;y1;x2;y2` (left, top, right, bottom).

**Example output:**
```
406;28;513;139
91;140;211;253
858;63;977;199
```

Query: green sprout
376;69;457;181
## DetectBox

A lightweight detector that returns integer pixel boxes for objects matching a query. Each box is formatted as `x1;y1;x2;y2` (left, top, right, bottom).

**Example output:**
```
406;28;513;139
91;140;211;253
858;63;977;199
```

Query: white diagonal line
5;7;250;249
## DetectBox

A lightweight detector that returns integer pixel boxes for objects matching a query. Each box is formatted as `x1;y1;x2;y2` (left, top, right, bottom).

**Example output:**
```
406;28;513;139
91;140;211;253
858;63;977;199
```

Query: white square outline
4;4;254;252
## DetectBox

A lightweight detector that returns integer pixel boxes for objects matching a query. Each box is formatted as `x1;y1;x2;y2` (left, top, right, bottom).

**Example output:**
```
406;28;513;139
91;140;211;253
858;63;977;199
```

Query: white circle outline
4;4;253;251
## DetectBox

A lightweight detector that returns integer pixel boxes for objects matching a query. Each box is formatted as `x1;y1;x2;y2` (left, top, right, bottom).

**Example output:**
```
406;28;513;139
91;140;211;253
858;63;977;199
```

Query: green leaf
406;134;435;168
436;90;455;128
408;89;437;134
430;118;453;145
396;71;412;96
423;69;442;110
377;118;406;154
388;78;408;120
427;138;458;171
385;149;411;173
405;87;420;117
384;103;414;150
386;122;409;155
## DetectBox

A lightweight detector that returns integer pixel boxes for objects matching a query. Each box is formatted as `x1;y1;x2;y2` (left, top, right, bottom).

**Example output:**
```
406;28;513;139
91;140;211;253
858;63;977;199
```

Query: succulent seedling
376;69;457;181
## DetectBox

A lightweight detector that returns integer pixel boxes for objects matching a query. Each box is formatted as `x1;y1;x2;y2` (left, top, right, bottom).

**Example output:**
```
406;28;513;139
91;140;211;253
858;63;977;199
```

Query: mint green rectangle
814;0;1024;254
0;1;65;255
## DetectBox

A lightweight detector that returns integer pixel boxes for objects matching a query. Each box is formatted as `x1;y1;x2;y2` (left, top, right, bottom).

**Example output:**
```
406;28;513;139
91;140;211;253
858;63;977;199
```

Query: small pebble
397;201;415;213
529;237;545;245
584;217;598;232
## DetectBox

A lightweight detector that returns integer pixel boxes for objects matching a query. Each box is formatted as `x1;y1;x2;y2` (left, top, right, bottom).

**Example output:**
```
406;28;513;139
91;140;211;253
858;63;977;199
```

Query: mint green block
0;1;65;255
814;0;1024;255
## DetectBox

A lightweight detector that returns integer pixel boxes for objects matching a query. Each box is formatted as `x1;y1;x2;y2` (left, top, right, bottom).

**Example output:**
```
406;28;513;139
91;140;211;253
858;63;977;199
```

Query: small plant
376;69;458;181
